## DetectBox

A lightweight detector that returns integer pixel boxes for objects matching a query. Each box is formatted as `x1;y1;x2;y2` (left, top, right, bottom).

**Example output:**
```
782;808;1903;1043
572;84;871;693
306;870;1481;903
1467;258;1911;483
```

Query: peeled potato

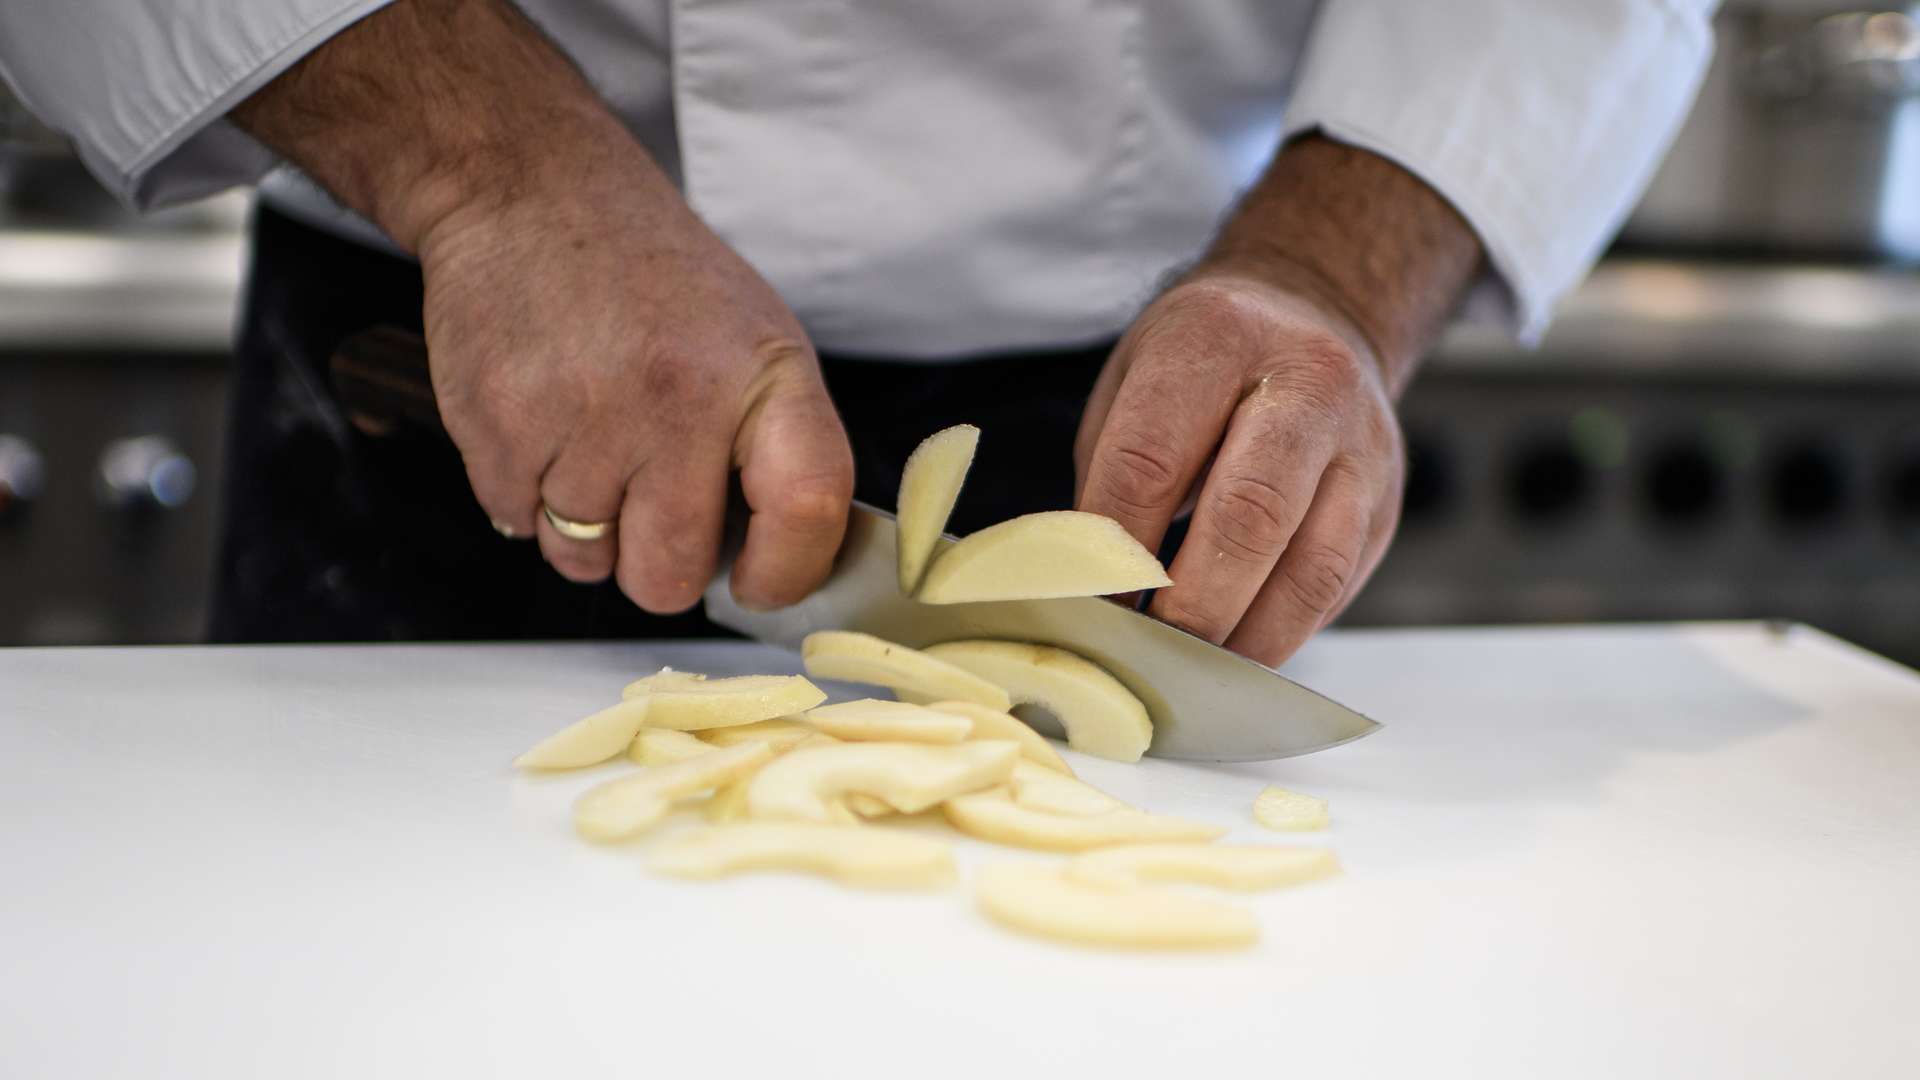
619;671;826;731
922;640;1152;762
1253;785;1329;831
805;698;972;744
705;779;754;823
919;700;1074;776
943;789;1223;851
915;510;1171;605
651;823;956;889
975;863;1256;950
802;631;1011;711
628;727;715;766
573;742;774;841
1068;844;1340;892
896;424;980;593
1007;760;1125;816
747;740;1019;823
845;793;898;819
513;697;651;770
697;718;819;752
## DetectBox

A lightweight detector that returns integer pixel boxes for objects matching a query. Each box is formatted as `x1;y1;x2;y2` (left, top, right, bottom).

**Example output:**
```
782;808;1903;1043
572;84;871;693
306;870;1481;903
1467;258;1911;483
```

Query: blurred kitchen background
3;1;1918;666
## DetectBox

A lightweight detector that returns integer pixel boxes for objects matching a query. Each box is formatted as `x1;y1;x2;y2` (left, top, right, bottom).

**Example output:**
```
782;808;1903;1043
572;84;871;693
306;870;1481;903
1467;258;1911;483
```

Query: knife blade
705;502;1380;762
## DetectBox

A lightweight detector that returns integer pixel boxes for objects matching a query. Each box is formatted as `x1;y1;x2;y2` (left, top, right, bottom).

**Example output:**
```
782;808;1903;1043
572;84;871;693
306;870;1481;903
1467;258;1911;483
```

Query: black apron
209;205;1109;642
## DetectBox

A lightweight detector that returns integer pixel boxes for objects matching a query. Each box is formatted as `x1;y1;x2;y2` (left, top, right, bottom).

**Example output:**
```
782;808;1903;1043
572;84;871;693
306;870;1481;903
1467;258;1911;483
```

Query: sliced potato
628;727;715;766
975;864;1256;950
513;697;651;770
1252;785;1329;831
619;671;826;731
915;510;1170;605
923;640;1152;762
845;793;897;819
1068;844;1340;892
802;631;1010;711
805;698;972;744
747;740;1019;823
705;779;753;824
1007;760;1125;816
697;717;820;752
896;424;980;593
920;700;1074;776
574;742;774;842
943;789;1222;851
651;823;956;889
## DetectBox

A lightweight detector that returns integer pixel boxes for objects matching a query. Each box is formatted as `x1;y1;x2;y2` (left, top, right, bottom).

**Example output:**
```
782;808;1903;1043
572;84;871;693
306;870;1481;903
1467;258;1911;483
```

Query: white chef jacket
0;2;1714;354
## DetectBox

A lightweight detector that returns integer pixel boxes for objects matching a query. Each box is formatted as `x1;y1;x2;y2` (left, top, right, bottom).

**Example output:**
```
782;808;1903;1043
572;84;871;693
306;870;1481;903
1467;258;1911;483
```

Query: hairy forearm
230;0;642;252
1198;135;1483;395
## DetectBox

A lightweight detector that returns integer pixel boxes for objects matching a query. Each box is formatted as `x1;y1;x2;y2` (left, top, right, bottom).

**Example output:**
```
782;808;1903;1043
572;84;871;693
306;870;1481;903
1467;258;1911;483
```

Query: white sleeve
1281;0;1717;343
0;0;395;209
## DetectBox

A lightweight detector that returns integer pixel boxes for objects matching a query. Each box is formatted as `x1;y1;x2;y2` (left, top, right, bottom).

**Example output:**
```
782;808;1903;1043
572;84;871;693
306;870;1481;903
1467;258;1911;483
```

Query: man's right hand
233;0;854;613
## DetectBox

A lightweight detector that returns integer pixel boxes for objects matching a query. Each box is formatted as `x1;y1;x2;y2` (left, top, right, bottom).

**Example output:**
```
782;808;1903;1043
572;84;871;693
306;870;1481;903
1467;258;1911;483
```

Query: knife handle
330;326;444;439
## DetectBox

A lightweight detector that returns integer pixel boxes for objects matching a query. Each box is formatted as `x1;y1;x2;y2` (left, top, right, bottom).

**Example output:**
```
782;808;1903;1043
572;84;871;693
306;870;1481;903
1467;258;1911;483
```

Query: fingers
1073;319;1247;559
536;437;629;583
614;440;731;614
1147;380;1337;643
1225;460;1375;667
729;360;854;610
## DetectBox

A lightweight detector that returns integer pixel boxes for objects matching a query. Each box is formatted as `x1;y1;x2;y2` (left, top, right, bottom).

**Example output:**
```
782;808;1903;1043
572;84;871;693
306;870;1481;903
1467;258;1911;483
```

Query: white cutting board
2;623;1916;1079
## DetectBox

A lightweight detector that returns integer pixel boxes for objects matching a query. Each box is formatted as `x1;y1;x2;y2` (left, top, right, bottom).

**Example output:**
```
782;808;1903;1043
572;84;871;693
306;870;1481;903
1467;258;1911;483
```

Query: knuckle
1092;437;1185;516
1207;473;1297;562
1155;593;1232;645
1282;542;1357;616
771;470;854;530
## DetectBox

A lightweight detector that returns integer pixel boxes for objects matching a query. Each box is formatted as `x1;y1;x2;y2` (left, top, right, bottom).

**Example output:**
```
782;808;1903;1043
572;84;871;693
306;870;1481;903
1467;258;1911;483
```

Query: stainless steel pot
1623;0;1920;260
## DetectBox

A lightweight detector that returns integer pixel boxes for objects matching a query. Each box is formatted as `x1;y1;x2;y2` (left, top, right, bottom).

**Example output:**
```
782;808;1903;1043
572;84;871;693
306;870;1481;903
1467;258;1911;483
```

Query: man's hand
1076;136;1483;666
234;0;852;612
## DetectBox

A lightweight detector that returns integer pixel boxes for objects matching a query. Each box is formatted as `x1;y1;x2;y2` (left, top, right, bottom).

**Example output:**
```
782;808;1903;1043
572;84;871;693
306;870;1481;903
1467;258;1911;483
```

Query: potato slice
804;699;972;744
574;742;774;841
619;670;826;731
943;789;1222;851
896;424;980;593
922;640;1151;762
513;697;651;770
705;779;753;824
650;824;956;888
915;510;1171;605
845;793;897;819
696;717;820;752
919;700;1074;776
975;864;1256;950
747;740;1019;823
1068;844;1341;892
802;630;1010;711
1252;785;1329;831
1007;760;1125;817
628;728;715;766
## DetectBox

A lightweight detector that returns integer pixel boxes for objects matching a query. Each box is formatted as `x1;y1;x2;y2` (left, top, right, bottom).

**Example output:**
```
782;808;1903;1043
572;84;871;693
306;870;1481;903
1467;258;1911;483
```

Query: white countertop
3;623;1917;1079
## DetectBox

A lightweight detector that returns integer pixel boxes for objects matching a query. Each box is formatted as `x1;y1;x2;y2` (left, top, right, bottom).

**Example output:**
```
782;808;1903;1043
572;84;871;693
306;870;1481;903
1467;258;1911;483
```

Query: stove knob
1889;446;1920;545
0;434;46;521
1507;435;1592;524
1766;439;1850;530
95;435;197;513
1643;438;1726;530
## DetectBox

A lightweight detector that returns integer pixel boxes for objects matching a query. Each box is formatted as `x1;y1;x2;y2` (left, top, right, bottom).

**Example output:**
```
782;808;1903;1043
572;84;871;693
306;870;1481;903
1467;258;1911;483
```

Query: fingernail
491;519;518;539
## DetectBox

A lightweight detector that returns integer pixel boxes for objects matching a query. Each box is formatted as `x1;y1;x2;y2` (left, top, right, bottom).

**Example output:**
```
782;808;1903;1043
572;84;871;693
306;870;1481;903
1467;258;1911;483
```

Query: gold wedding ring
542;504;613;542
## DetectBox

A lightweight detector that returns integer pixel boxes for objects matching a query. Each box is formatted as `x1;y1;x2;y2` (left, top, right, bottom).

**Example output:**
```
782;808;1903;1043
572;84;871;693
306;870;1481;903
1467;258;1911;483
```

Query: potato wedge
896;424;980;593
705;779;753;823
975;864;1256;950
513;697;651;770
747;740;1019;823
845;793;897;819
919;700;1074;776
651;824;956;889
628;727;715;766
1007;760;1125;816
915;510;1171;605
620;671;826;731
805;698;973;744
922;640;1152;762
1068;844;1340;892
802;631;1011;711
1252;785;1329;831
696;717;820;752
943;789;1222;851
574;742;774;841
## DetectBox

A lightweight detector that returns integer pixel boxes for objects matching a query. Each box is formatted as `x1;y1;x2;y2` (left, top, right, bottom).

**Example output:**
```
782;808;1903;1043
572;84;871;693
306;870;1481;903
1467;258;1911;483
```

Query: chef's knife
332;327;1382;761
